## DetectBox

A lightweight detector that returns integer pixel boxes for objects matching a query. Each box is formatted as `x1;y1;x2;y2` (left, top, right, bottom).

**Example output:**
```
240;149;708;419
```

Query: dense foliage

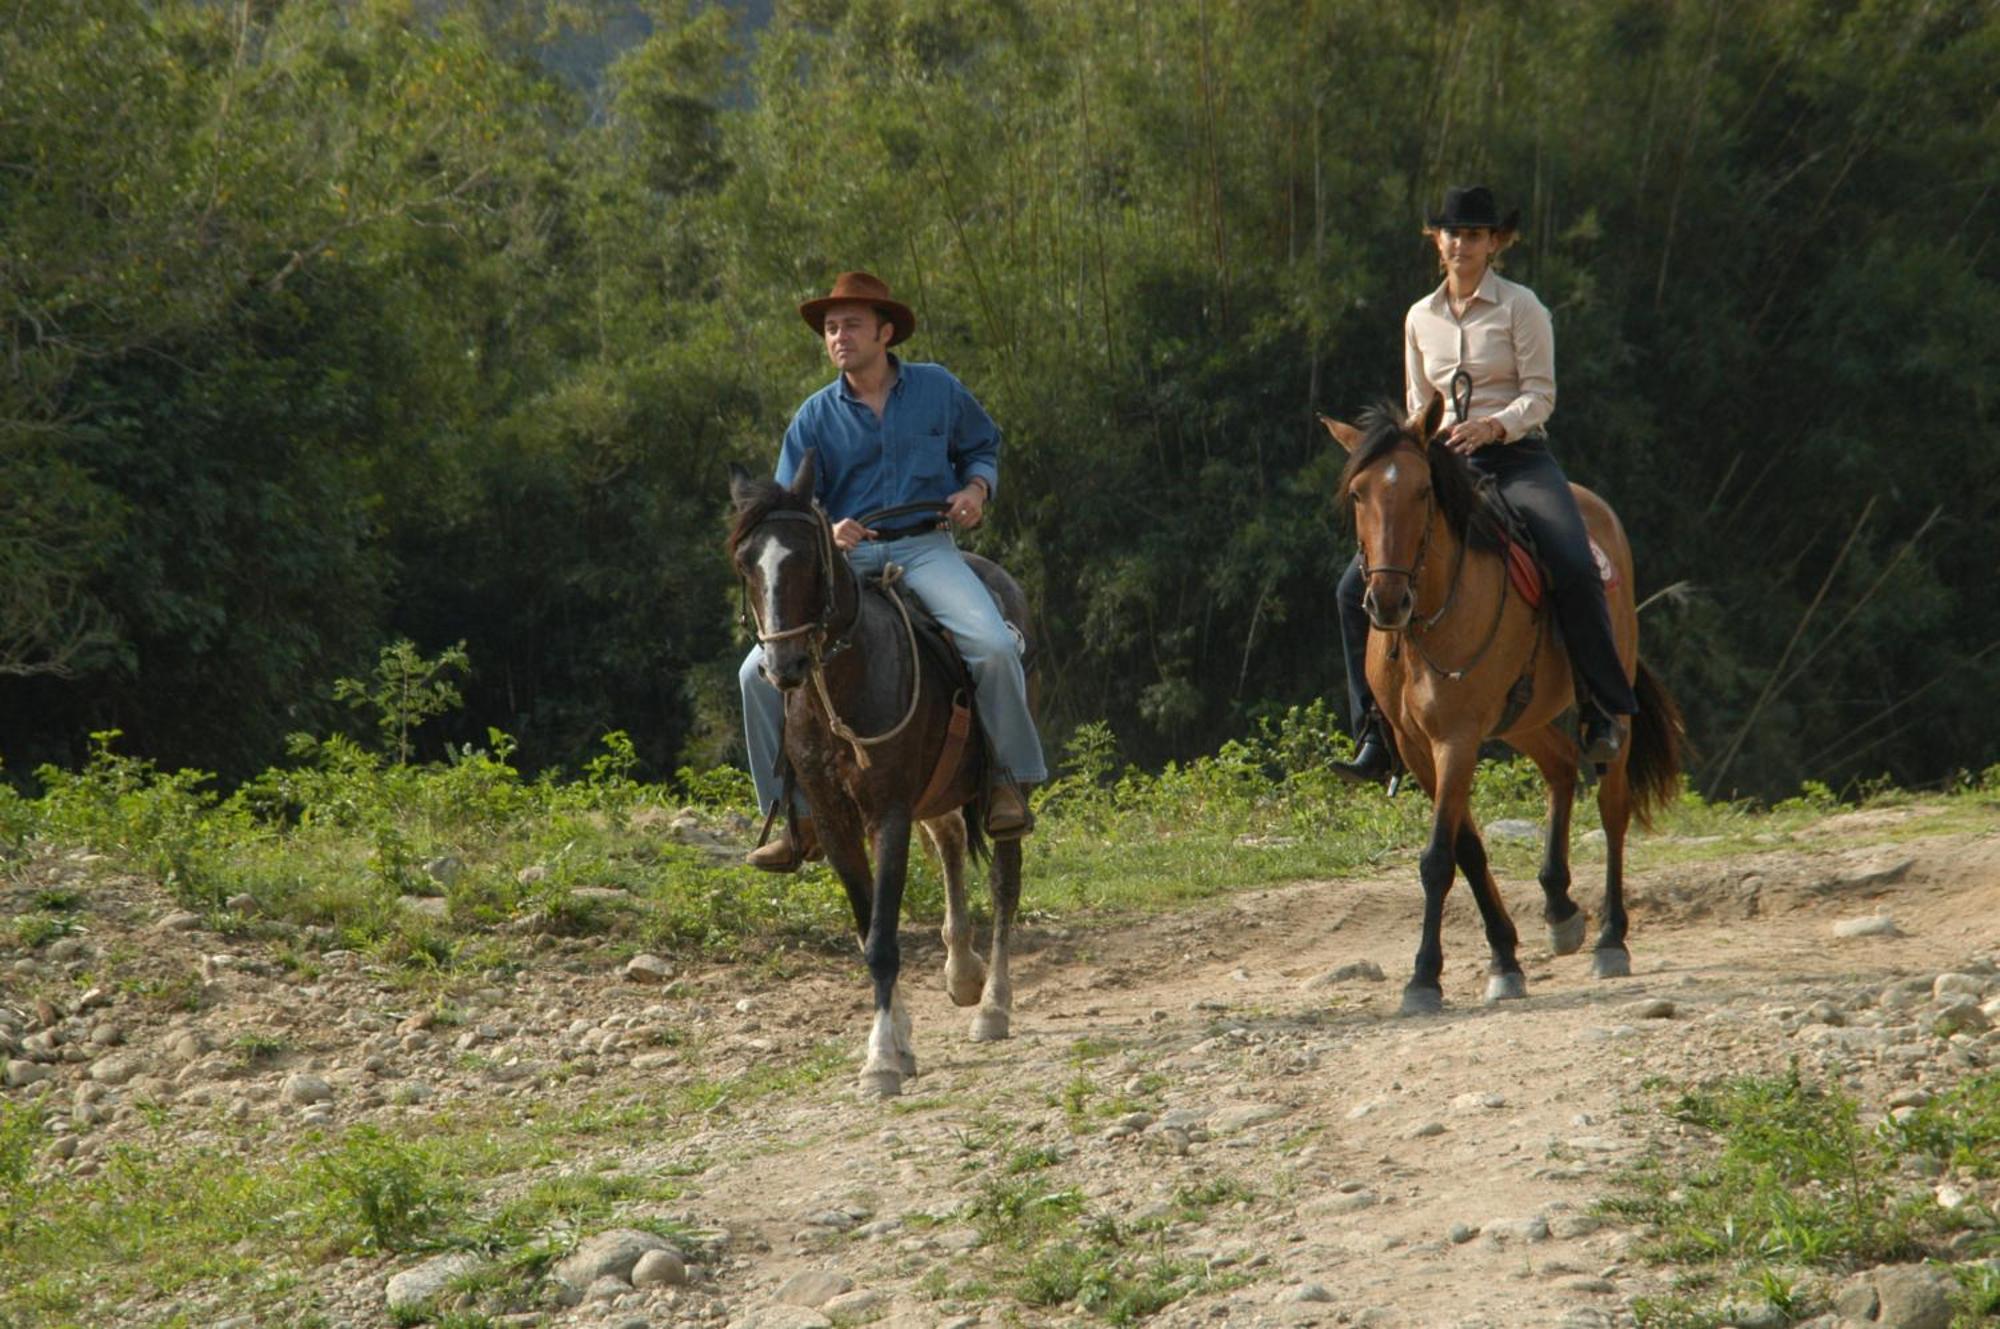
3;0;1995;797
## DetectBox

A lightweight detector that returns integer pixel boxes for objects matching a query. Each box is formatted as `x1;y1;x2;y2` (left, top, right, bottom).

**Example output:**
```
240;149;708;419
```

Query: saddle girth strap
1488;600;1549;738
912;691;976;822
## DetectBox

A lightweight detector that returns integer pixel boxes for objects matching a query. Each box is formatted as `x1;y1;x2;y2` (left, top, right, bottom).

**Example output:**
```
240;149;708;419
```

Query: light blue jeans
740;530;1046;816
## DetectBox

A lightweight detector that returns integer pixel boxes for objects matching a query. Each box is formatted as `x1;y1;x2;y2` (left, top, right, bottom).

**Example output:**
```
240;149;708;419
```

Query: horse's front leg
921;812;986;1008
970;838;1021;1042
859;807;914;1097
1402;738;1477;1016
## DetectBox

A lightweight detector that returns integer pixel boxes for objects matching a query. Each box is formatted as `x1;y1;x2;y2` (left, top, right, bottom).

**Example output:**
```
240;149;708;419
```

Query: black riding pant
1337;436;1639;736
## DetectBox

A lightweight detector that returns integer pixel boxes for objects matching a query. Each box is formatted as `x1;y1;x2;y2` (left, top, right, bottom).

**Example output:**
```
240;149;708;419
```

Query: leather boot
1581;708;1631;766
745;816;819;873
984;782;1035;839
1331;716;1398;785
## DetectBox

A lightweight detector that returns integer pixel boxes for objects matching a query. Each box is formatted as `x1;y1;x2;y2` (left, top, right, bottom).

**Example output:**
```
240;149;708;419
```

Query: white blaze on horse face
756;538;794;634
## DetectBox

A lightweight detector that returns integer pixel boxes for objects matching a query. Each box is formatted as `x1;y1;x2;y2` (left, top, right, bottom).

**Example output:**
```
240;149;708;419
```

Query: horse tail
1626;659;1686;829
965;793;992;865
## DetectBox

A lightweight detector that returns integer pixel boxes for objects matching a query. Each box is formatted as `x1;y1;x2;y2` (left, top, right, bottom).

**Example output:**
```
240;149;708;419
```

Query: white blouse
1404;269;1555;442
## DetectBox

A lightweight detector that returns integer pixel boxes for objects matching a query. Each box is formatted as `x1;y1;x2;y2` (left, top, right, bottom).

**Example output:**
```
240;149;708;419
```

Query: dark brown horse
727;453;1028;1096
1322;396;1684;1015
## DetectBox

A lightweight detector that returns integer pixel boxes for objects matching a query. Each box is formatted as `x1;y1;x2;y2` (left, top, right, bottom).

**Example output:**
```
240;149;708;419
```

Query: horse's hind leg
1592;759;1635;979
970;838;1021;1042
1453;821;1526;1003
1514;730;1586;955
921;812;986;1008
858;810;915;1097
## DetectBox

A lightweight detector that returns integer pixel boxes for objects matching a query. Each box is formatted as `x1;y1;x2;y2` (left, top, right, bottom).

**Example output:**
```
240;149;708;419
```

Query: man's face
822;303;893;375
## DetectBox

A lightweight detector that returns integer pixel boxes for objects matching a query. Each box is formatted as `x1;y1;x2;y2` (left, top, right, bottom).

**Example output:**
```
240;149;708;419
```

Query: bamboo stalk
1803;638;2000;773
1767;506;1943;701
1705;495;1876;794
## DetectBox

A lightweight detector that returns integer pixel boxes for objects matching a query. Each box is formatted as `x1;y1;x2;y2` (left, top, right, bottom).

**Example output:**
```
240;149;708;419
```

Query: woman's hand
1446;417;1508;454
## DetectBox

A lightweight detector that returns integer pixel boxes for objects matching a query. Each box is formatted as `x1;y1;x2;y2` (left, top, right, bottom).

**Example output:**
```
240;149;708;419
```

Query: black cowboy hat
1427;185;1521;233
798;271;917;346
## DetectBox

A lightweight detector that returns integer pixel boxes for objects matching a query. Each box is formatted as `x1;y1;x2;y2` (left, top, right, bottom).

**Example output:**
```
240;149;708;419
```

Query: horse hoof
945;958;988;1008
1400;986;1444;1017
969;1008;1011;1042
1547;910;1587;956
1592;948;1632;979
1484;971;1528;1003
899;1051;919;1078
858;1066;904;1099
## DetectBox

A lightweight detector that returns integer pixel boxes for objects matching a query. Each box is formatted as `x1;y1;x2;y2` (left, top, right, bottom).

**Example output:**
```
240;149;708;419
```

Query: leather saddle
1476;480;1619;612
862;569;1034;820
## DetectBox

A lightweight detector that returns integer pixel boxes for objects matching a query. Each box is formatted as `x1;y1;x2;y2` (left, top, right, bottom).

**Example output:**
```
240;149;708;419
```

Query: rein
1362;442;1514;683
735;503;924;769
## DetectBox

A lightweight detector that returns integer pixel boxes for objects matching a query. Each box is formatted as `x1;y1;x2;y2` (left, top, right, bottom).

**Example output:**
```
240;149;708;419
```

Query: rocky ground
3;806;1998;1329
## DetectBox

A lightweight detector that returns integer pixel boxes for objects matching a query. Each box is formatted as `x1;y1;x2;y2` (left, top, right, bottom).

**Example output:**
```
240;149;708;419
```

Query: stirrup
746;816;818;873
1581;709;1629;767
1332;718;1399;786
984;780;1034;838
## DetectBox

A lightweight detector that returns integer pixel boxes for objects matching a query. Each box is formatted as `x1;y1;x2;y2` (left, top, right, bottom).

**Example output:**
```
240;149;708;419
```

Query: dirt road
7;809;1997;1328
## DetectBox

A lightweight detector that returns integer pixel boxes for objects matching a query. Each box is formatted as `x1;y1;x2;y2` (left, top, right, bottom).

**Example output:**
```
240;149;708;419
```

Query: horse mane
1339;400;1505;555
725;476;813;553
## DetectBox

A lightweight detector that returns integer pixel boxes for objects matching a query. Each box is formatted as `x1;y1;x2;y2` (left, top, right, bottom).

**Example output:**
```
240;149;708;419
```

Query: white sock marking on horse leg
972;935;1012;1042
859;998;905;1096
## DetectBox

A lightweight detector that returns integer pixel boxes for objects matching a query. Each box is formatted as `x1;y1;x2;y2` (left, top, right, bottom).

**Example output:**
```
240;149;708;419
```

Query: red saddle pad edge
1504;538;1618;610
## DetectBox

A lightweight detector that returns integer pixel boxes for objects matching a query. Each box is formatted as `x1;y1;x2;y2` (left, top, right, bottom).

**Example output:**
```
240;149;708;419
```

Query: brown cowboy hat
798;271;917;346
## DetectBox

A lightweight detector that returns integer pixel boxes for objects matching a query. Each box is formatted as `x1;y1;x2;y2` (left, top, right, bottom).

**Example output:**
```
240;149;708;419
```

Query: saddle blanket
1505;538;1618;611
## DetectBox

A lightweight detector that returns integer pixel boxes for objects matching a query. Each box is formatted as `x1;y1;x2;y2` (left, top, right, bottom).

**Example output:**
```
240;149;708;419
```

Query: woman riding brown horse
1321;396;1684;1013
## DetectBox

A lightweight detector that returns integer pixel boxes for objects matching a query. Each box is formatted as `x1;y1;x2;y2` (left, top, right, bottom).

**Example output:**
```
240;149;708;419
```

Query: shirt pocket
909;410;956;485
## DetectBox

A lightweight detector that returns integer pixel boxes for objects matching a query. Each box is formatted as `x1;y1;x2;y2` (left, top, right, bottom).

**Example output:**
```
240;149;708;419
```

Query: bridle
1351;425;1512;683
1355;370;1475;604
735;504;857;652
733;500;939;767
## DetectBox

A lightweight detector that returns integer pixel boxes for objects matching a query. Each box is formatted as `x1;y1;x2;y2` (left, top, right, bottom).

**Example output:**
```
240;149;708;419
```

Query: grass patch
1608;1067;2000;1327
15;711;2000;983
0;1038;846;1326
954;1175;1252;1323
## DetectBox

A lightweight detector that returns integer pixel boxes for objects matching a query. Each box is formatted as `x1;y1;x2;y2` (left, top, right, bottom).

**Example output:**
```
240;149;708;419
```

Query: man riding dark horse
738;271;1047;870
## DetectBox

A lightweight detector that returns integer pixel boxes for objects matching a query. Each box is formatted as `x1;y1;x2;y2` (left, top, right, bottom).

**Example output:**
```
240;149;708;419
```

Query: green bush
308;1125;464;1252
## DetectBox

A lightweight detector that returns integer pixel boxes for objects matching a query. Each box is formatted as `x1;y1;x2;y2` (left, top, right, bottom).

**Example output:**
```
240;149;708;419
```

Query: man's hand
946;481;987;529
1446;417;1507;455
832;517;875;551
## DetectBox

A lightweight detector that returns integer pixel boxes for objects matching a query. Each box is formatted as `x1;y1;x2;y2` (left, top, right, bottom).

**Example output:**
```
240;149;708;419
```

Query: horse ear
790;448;819;499
727;462;760;508
1417;392;1445;442
1318;414;1362;455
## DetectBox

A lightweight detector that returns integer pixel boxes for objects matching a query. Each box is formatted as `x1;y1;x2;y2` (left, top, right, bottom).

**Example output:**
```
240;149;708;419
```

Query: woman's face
1435;226;1498;283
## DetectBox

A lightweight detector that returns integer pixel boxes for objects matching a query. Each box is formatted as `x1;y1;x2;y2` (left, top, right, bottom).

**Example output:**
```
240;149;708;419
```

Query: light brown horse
1322;396;1684;1015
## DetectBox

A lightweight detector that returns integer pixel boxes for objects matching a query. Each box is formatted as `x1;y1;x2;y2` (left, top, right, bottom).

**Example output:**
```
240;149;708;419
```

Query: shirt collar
835;353;904;403
1427;269;1503;313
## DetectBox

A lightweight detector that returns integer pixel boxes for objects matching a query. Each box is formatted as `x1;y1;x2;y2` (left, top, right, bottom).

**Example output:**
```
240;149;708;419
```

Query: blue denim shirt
776;358;1002;522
